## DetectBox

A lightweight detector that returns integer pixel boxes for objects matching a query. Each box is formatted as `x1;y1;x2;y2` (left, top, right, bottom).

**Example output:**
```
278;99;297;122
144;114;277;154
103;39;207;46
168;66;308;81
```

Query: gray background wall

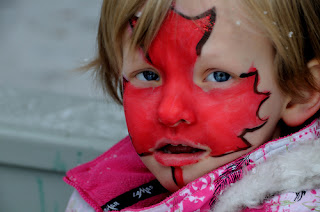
0;0;127;211
0;0;102;97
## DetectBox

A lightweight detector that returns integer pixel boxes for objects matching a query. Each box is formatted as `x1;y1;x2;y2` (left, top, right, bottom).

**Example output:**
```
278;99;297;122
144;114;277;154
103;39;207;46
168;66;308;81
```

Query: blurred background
0;0;127;211
0;0;101;97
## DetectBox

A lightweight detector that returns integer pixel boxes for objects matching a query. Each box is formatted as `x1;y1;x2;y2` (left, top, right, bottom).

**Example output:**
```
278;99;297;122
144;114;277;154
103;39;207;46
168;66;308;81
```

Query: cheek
123;83;162;154
195;75;269;156
197;94;259;154
123;70;270;157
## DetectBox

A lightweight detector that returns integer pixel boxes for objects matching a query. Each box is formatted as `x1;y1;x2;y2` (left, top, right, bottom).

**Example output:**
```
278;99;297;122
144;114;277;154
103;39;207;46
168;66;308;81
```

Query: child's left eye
205;71;232;82
136;70;160;81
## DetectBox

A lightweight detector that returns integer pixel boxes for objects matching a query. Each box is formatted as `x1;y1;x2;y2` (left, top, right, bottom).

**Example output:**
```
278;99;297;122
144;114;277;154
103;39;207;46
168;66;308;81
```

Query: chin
141;151;251;192
140;156;217;192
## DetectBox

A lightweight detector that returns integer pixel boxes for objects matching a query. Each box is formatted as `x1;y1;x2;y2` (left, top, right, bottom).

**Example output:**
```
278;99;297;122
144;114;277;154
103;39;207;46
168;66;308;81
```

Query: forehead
123;0;272;73
174;0;246;23
174;0;262;41
175;0;231;15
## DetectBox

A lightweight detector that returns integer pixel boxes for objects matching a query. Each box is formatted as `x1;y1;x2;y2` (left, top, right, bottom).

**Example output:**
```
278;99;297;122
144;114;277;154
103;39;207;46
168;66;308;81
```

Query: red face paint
124;9;269;169
172;167;184;188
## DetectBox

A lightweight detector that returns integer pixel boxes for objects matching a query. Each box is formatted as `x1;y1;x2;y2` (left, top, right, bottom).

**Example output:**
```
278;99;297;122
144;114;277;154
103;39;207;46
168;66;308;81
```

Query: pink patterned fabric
65;119;320;212
243;189;320;211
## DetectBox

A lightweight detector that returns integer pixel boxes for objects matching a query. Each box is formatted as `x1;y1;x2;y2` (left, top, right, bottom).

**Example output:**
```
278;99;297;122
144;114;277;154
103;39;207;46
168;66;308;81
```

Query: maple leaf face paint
122;1;289;192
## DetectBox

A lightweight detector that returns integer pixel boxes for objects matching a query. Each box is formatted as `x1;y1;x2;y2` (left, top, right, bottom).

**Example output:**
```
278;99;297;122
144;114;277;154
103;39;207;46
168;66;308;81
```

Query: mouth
159;144;205;154
153;142;209;167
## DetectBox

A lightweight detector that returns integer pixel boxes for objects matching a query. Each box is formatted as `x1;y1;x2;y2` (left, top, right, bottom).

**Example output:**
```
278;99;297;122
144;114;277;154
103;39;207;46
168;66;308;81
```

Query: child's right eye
136;70;160;81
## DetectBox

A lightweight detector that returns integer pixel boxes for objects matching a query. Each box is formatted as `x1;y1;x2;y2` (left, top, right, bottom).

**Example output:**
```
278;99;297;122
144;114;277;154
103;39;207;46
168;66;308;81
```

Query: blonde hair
88;0;320;104
86;0;172;104
242;0;320;100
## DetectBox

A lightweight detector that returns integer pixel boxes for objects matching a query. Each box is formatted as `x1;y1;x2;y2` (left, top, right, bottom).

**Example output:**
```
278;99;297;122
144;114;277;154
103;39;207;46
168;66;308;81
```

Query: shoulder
213;139;320;212
64;136;157;211
65;136;149;180
65;190;95;212
245;189;320;212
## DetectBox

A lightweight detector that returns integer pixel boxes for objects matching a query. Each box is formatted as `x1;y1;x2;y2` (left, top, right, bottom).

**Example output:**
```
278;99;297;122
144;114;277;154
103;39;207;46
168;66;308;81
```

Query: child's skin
122;0;316;192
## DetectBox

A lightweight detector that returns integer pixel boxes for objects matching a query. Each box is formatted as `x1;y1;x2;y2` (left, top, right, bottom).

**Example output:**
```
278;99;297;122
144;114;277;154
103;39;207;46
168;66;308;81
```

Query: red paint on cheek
200;69;270;156
123;8;270;165
124;69;269;157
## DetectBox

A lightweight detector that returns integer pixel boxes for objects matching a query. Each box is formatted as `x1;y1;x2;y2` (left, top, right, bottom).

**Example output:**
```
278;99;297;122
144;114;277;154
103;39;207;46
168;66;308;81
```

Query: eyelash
136;70;160;81
130;69;233;86
205;71;232;83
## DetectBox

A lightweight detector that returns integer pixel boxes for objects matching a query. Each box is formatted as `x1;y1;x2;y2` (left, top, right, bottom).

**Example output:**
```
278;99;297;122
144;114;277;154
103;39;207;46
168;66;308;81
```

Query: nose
157;88;196;127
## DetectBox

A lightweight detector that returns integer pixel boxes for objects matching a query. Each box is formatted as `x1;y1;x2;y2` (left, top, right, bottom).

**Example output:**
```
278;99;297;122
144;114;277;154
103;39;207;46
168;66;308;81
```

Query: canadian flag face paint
125;67;269;157
123;5;277;190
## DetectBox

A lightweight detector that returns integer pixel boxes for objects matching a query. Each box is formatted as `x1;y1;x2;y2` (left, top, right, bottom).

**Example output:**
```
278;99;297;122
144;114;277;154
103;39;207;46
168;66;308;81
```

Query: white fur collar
212;139;320;212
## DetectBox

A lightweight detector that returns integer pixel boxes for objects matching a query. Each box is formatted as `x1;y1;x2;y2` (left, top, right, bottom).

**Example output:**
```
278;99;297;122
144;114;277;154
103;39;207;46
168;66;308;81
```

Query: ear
282;59;320;127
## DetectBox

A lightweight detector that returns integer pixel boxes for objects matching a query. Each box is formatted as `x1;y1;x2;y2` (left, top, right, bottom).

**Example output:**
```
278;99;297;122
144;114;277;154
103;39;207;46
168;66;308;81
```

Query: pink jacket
64;119;320;211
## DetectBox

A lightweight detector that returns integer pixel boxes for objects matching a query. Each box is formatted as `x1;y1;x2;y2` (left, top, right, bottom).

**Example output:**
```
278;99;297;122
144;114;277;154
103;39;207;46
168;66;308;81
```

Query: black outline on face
240;72;271;122
172;7;216;56
136;70;271;159
144;7;216;64
126;7;271;188
215;70;271;157
128;7;216;188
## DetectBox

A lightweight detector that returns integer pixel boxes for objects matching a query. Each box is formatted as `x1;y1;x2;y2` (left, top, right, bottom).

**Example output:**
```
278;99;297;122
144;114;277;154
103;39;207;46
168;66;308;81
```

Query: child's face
122;0;289;192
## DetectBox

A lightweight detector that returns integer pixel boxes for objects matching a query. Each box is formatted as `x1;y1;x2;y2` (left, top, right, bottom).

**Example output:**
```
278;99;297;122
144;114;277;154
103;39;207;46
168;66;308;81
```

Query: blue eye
206;71;231;82
136;70;160;81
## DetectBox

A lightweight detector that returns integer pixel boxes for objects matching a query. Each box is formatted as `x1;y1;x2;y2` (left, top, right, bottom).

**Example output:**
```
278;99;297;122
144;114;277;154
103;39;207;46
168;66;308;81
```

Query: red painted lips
154;143;208;167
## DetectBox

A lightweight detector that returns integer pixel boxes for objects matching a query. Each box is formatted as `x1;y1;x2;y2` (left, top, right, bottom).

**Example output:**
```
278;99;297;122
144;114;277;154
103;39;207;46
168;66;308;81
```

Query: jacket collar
142;118;320;212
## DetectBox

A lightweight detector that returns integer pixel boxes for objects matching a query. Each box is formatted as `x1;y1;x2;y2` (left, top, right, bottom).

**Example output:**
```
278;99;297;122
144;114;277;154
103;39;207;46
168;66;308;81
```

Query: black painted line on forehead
172;6;216;20
172;6;216;56
132;6;216;64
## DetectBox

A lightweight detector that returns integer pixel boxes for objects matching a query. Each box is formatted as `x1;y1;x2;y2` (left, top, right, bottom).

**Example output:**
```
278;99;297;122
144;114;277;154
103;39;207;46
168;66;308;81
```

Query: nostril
172;119;192;127
180;119;191;125
158;118;192;127
157;94;196;127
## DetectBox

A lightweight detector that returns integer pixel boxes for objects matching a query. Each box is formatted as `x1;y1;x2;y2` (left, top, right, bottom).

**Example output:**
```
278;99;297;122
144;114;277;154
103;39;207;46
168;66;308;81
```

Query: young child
64;0;320;211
